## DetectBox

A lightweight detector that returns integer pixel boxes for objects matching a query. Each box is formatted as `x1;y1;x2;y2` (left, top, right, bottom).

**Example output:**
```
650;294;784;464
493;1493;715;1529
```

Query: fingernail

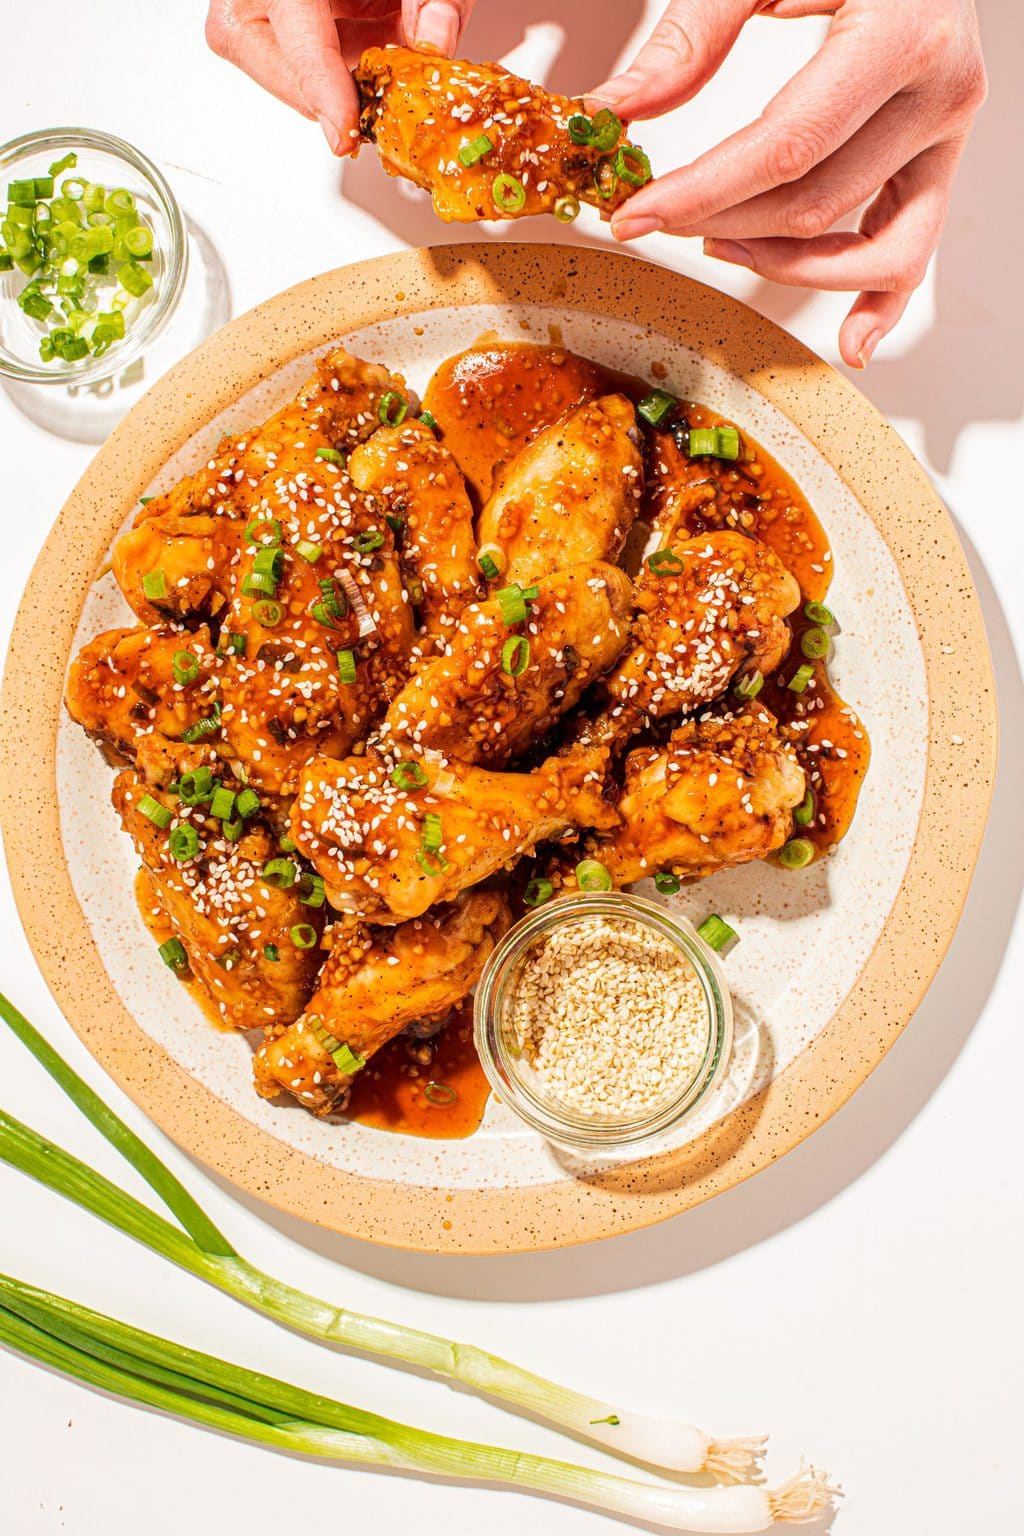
613;213;663;242
318;114;343;156
586;76;634;111
415;2;460;57
704;238;754;270
857;328;883;368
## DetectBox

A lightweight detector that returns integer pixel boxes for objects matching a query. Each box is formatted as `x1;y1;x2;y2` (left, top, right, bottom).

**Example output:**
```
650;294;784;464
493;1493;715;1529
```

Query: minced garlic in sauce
509;915;711;1120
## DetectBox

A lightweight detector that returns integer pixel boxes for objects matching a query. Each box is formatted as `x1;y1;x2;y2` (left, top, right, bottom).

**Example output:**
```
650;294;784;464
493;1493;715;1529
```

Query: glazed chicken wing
253;890;510;1115
377;561;633;768
114;771;322;1030
66;625;219;767
290;743;618;923
476;395;643;585
563;707;805;887
348;416;481;643
355;46;649;224
113;345;408;624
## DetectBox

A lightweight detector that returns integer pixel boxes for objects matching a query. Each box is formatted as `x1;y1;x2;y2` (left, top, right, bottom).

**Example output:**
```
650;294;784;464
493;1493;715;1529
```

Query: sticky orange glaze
344;1001;490;1139
133;867;238;1032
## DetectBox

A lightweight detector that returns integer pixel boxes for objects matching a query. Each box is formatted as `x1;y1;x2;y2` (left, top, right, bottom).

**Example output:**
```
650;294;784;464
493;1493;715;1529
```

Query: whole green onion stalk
0;989;762;1481
0;1275;834;1532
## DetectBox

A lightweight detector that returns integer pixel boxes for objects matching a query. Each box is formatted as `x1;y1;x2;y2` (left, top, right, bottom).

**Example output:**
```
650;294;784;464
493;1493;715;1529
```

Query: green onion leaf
523;877;553;907
654;871;680;895
138;795;172;829
686;427;718;456
177;768;215;806
295;541;322;565
169;825;200;862
181;701;222;743
613;144;651;187
646;549;684;578
801;627;829;660
415;849;450;877
353;529;384;554
172;651;200;686
377;391;407;427
787;663;815;694
637;388;677;427
391;760;427;791
299;873;326;909
209;786;236;823
593;156;617;200
141;569;167;602
336;649;357;684
261;858;296;889
235;788;261;820
553;195;579;224
222;817;244;843
458;134;494;168
252;599;283;628
497;584;528;625
418;410;438;433
804;600;835;626
421;812;443;852
157;937;188;972
734;669;763;701
575;858;613;892
48;152;78;178
118;259;152;297
289;923;318;950
588;107;622;152
263;943;279;962
793;789;815;827
252;546;284;582
491;173;526;213
697;914;737;951
567;114;592;144
244;516;283;546
478;552;500;580
778;837;815;870
501;636;530;677
315;446;346;466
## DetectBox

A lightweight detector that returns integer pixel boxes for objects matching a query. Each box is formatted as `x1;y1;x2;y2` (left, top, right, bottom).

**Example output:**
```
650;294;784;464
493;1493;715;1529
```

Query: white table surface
2;4;1021;1533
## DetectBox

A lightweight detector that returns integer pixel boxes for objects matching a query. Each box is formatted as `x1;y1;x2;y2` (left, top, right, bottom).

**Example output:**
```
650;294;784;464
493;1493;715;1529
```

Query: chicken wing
112;345;408;624
355;46;649;224
66;624;219;766
376;561;633;768
290;742;617;923
561;707;805;887
114;771;322;1030
476;395;643;586
348;416;481;643
253;889;510;1115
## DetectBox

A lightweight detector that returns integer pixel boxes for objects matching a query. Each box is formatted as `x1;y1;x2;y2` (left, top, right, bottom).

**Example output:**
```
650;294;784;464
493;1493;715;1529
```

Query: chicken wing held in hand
476;395;643;586
253;890;510;1116
355;47;651;224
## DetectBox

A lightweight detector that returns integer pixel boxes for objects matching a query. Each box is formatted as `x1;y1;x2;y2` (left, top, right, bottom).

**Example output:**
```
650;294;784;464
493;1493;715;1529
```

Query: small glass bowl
0;127;187;387
474;892;734;1151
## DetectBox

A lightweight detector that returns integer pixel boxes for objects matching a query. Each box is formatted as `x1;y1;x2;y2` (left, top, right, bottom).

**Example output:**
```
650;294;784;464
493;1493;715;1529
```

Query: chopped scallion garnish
654;871;680;895
613;144;652;186
141;569;166;602
157;936;188;972
168;825;199;862
501;636;530;677
252;599;283;628
353;529;384;554
492;173;526;213
576;859;613;892
778;837;815;869
588;107;623;152
554;195;580;224
458;134;494;168
377;391;407;427
793;789;815;827
523;877;553;907
800;627;829;660
421;812;443;852
697;914;737;951
209;786;236;823
637;388;677;427
336;649;357;684
138;795;171;829
391;761;427;791
235;788;260;820
734;669;763;701
172;650;199;686
315;446;346;465
299;873;326;909
289;923;317;950
804;600;834;626
261;858;296;889
647;549;684;578
787;663;815;694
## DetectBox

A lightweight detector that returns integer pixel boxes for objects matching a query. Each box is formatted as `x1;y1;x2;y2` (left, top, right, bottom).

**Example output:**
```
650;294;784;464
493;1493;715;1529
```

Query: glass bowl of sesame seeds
474;893;733;1151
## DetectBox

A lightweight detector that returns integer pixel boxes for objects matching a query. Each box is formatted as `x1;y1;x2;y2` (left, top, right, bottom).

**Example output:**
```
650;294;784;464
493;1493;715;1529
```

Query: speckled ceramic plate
0;245;996;1253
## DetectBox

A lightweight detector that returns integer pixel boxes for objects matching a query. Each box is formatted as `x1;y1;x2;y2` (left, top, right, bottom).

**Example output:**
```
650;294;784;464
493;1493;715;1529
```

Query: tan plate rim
0;243;997;1254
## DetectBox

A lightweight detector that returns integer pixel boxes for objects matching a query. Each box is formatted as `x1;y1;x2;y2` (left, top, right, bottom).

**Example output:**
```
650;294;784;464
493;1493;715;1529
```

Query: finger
205;6;314;118
838;290;911;368
268;0;361;153
587;0;755;120
611;7;921;237
701;141;960;291
402;0;476;54
678;90;943;241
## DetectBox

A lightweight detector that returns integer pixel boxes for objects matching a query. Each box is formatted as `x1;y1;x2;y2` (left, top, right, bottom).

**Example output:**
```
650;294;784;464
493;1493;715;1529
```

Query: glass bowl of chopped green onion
0;127;186;387
474;893;734;1151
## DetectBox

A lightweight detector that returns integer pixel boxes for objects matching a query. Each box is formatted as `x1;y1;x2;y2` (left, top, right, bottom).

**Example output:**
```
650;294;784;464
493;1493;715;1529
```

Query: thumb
588;0;756;121
403;0;478;57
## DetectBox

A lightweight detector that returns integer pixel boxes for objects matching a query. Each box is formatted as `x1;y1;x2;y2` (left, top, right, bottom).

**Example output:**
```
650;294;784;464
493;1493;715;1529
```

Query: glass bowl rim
0;125;188;386
473;891;734;1150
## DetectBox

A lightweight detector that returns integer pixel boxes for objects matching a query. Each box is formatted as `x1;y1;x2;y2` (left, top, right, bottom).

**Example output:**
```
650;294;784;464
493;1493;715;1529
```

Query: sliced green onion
7;179;37;206
787;663;815;694
252;546;284;582
391;761;427;791
458;134;494;167
497;584;528;625
19;289;53;321
593;156;617;200
252;599;283;628
141;570;167;602
418;410;438;433
295;541;322;565
0;252;13;272
222;817;244;843
478;552;500;580
299;873;326;909
804;600;834;626
216;947;241;971
176;768;215;806
169;825;200;862
613;144;652;187
263;943;279;962
311;602;336;628
415;849;450;877
576;858;613;892
124;225;153;259
241;572;277;598
801;627;829;660
278;836;297;852
157;937;188;972
715;426;740;459
501;636;530;677
523;878;553;907
688;426;740;460
48;152;78;178
424;1082;457;1106
385;512;405;536
554;195;579;224
697;914;737;952
245;517;282;547
289;923;317;950
520;585;539;601
567;113;592;144
353;529;384;554
261;858;296;889
308;1022;367;1076
315;446;346;466
336;649;357;684
589;107;623;152
421;812;443;852
734;669;763;701
637;388;677;427
172;651;199;686
235;788;261;820
118;260;152;297
181;702;222;743
654;871;680;895
647;549;684;578
377;391;407;427
138;795;172;829
778;837;815;870
492;173;526;213
793;789;815;827
209;786;236;822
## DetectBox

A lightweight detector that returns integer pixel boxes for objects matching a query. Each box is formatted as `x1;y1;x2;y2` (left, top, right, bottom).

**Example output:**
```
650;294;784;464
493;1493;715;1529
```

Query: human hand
591;1;986;366
205;1;477;157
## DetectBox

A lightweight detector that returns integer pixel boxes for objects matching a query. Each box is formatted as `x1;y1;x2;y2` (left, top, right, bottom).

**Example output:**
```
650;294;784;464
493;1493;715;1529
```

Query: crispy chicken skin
603;528;800;729
355;47;645;224
112;346;407;624
253;890;510;1114
476;396;643;585
66;625;218;765
563;708;805;887
348;417;481;644
290;744;618;923
114;771;321;1030
377;561;633;768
